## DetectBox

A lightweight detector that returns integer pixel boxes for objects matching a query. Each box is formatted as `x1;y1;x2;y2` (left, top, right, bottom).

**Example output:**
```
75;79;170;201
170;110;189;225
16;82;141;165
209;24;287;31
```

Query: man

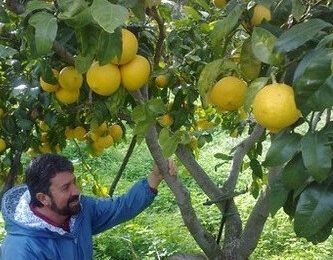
0;153;176;259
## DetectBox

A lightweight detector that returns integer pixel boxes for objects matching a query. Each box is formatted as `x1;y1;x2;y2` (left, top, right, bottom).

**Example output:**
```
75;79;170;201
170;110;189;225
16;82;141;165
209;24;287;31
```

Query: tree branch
239;166;283;259
52;41;75;65
222;124;265;194
146;6;165;67
109;135;137;196
176;144;225;212
145;125;223;258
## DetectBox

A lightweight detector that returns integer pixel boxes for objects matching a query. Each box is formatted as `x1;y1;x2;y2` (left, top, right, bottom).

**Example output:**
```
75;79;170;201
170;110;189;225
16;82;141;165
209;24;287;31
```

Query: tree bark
145;125;223;259
238;166;283;259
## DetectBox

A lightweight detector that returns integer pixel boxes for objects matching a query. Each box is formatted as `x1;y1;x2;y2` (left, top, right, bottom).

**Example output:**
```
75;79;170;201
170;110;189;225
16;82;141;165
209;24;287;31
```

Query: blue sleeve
85;178;156;235
1;236;41;260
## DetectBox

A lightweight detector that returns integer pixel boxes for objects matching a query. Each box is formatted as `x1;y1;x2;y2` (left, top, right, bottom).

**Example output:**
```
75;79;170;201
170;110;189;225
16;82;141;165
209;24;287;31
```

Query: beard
50;195;81;216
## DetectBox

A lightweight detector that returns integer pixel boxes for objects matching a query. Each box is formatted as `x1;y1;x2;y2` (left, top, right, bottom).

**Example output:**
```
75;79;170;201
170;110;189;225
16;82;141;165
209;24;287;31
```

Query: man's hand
147;160;177;189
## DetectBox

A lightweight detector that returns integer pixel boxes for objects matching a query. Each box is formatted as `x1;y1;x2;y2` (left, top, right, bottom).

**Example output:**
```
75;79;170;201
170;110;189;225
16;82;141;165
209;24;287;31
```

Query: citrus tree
1;0;333;258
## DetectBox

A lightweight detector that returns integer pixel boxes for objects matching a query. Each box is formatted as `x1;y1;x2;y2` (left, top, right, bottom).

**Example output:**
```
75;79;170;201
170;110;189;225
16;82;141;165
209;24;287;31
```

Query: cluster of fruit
39;28;151;103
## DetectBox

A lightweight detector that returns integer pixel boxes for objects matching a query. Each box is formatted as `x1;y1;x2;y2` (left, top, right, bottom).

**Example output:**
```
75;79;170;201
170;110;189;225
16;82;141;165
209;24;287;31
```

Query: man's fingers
167;160;177;176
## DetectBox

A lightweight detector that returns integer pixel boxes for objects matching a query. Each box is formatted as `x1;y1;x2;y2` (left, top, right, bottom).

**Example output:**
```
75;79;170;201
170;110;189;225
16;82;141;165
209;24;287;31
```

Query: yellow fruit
26;147;37;157
55;87;80;104
158;114;174;127
58;66;83;91
252;83;300;132
209;76;247;111
86;61;121;96
73;126;86;140
109;124;123;141
0;138;6;152
196;119;215;130
120;55;151;91
91;141;104;155
155;74;168;88
251;4;272;26
38;120;49;131
65;127;75;139
96;135;114;148
98;122;108;133
39;69;59;93
39;142;51;154
213;0;226;8
111;29;138;65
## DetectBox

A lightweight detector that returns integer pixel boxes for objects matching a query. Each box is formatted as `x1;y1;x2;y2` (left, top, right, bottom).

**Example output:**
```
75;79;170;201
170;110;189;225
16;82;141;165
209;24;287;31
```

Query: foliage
1;0;333;258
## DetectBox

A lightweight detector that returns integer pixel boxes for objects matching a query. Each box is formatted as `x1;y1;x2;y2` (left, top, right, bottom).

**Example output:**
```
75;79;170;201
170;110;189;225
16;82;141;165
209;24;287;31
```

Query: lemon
155;74;169;88
0;138;6;152
120;55;151;91
58;66;83;90
97;135;114;148
158;114;174;127
55;87;80;104
73;126;86;140
109;124;123;141
252;83;300;132
213;0;226;8
209;76;247;111
65;127;75;139
40;69;59;93
39;142;51;154
111;29;138;65
251;4;271;26
86;61;121;96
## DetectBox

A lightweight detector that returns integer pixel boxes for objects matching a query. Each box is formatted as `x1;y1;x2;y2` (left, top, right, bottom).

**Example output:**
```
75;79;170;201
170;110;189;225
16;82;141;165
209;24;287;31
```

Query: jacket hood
1;185;77;238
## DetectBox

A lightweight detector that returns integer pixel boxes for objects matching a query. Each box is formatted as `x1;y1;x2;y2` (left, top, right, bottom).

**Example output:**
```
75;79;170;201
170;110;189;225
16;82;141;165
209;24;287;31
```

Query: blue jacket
0;179;156;259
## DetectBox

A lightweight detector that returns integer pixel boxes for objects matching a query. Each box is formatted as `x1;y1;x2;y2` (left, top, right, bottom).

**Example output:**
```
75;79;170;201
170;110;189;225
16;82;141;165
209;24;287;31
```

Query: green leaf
24;0;54;16
197;59;224;106
28;12;58;56
91;0;128;33
214;153;232;160
251;27;283;65
61;8;93;29
40;60;57;84
183;6;201;20
269;175;290;217
57;0;87;17
96;29;122;65
294;178;333;241
74;54;94;74
291;0;307;21
276;19;333;53
193;0;210;11
264;132;301;167
211;4;244;46
271;0;292;26
243;77;269;112
305;218;333;244
0;5;9;23
250;158;263;179
158;128;181;158
146;99;166;115
301;132;332;182
76;25;100;57
240;39;261;81
293;48;333;113
0;45;18;59
105;87;127;114
282;152;309;190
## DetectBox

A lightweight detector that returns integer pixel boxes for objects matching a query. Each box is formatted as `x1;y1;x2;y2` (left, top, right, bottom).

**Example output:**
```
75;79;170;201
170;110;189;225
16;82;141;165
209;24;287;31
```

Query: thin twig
109;135;137;196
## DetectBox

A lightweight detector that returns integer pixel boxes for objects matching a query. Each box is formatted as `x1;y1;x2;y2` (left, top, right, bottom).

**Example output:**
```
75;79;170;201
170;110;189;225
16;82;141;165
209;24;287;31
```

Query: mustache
68;195;80;203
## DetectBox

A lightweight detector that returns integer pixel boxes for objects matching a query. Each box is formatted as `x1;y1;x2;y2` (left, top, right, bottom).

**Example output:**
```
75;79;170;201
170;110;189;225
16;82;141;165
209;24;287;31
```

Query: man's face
47;171;81;216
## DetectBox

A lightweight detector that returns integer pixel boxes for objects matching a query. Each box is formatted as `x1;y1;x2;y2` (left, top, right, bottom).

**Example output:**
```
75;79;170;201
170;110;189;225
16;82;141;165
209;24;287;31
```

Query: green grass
1;131;333;259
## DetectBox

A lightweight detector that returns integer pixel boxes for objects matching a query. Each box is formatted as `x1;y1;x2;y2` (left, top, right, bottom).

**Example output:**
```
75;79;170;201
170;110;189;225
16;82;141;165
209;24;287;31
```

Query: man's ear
36;192;51;207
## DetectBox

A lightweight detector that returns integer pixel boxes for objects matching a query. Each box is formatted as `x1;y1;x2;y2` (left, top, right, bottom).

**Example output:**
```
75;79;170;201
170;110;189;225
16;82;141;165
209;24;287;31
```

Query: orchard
1;0;333;258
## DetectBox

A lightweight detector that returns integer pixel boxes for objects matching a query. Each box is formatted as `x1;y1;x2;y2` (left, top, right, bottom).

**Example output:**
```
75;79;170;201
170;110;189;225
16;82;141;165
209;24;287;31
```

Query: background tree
1;0;333;258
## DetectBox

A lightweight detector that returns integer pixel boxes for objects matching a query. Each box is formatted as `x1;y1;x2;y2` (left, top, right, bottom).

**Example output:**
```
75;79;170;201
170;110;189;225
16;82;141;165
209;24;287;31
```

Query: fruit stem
270;72;277;84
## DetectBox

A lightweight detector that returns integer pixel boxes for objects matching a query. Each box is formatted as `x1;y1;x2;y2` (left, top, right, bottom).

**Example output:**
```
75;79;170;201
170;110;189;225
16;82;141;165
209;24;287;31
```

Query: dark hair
25;153;74;207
